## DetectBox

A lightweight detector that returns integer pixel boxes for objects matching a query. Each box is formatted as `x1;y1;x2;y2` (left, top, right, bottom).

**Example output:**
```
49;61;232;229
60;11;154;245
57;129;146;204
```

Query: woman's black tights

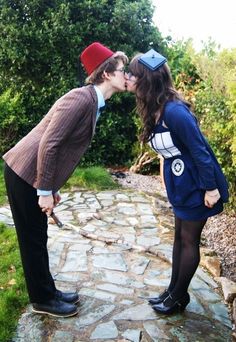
166;215;207;301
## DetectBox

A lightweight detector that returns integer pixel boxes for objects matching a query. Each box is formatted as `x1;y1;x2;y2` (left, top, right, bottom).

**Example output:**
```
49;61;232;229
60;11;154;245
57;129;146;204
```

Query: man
3;42;128;317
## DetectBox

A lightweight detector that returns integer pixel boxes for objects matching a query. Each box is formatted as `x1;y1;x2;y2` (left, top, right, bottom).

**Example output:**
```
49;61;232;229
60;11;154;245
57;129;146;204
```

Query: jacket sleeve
164;103;217;190
36;90;92;190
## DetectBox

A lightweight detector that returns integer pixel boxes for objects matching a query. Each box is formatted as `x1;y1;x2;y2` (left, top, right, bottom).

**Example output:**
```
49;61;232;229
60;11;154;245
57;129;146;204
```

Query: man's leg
4;164;56;303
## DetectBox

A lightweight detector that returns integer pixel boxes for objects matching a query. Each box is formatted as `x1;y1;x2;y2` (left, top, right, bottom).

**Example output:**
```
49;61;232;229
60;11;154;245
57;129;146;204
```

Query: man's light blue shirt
37;85;105;196
94;85;105;120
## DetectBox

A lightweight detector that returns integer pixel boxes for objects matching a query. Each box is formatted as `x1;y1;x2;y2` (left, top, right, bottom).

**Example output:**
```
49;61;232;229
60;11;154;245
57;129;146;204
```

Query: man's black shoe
55;290;80;304
32;299;78;317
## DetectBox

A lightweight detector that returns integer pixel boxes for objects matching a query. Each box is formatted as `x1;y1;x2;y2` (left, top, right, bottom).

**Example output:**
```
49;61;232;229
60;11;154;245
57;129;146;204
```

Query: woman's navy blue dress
149;101;229;220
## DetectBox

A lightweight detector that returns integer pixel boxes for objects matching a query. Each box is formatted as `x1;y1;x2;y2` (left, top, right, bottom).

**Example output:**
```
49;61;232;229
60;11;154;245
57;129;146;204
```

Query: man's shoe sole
32;307;78;318
73;298;80;304
60;297;80;305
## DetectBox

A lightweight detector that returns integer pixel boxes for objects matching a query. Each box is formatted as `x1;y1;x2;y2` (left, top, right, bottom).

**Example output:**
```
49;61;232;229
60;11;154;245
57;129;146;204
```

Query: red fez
80;42;114;75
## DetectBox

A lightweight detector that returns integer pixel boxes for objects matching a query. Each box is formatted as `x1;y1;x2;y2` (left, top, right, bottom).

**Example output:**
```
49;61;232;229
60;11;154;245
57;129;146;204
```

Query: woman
125;49;229;315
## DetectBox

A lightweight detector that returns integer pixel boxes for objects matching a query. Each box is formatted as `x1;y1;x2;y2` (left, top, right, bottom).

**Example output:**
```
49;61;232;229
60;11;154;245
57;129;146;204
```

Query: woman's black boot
148;289;170;305
152;293;190;315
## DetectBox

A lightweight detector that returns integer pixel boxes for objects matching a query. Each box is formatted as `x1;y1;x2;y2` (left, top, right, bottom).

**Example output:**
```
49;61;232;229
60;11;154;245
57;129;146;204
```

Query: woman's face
125;72;138;93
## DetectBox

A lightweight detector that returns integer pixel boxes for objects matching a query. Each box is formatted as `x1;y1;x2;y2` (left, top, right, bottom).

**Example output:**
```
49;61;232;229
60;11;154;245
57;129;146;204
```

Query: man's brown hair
85;52;128;85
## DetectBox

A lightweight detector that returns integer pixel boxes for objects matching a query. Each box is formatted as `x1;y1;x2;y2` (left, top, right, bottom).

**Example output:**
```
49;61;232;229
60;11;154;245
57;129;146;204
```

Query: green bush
192;88;236;211
0;90;28;154
192;47;236;211
82;93;137;166
0;0;164;164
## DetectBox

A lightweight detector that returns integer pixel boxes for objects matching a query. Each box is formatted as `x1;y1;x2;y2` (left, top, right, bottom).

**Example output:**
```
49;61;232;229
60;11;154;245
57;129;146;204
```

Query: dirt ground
203;213;236;281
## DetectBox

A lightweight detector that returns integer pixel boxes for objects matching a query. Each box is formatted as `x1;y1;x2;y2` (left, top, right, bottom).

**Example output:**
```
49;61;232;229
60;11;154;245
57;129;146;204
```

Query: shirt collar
94;85;105;110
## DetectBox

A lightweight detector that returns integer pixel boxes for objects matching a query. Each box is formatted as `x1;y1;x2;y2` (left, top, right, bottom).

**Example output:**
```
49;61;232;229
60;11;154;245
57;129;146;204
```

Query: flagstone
2;188;231;342
92;253;128;271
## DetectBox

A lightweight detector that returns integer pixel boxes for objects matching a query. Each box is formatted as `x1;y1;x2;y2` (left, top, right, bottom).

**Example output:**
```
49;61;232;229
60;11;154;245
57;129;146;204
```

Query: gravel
112;170;236;282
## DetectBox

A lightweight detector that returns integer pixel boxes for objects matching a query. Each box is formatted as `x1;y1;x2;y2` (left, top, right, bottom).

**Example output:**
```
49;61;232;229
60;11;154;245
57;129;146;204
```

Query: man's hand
204;189;220;208
38;195;54;215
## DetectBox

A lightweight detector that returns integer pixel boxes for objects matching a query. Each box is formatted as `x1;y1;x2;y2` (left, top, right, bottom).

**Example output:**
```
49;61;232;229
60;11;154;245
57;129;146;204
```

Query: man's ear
102;70;112;80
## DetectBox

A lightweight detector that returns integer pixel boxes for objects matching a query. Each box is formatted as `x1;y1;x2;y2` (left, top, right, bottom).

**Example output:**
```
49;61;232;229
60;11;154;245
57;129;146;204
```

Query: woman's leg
167;216;182;292
166;217;207;303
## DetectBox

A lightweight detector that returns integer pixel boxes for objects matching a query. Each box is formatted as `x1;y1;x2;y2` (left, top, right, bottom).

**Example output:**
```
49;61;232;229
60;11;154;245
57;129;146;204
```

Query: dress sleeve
164;103;217;190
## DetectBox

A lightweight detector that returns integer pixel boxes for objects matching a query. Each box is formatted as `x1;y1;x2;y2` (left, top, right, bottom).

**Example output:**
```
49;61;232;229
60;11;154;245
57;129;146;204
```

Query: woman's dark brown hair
129;54;190;143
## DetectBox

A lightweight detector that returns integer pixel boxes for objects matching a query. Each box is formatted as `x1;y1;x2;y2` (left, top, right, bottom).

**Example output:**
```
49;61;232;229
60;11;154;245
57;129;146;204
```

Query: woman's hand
38;195;54;215
204;189;220;208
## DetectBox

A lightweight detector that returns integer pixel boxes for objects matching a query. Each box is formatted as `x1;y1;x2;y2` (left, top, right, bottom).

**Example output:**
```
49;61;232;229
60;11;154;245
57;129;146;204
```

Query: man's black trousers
4;164;56;303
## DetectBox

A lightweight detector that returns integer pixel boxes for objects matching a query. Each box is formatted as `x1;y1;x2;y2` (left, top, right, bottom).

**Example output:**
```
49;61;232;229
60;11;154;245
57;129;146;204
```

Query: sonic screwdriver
50;211;64;228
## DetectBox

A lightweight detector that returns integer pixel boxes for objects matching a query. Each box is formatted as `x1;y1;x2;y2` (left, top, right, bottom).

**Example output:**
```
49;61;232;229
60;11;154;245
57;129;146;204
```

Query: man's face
109;60;126;92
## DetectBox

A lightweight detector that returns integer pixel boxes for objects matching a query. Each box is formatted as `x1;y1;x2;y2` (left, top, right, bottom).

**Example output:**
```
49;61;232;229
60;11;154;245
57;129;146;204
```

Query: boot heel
177;293;190;310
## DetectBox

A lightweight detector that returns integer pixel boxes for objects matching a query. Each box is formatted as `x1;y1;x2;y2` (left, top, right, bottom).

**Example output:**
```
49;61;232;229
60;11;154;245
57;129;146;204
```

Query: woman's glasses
126;72;136;80
114;68;137;80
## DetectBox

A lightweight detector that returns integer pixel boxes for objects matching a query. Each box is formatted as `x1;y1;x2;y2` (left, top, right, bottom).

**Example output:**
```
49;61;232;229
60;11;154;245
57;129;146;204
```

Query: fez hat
80;42;114;75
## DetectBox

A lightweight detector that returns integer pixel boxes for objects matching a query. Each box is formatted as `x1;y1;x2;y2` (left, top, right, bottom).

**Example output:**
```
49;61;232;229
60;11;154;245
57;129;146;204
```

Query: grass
0;223;28;342
0;162;118;341
0;162;119;204
64;165;119;191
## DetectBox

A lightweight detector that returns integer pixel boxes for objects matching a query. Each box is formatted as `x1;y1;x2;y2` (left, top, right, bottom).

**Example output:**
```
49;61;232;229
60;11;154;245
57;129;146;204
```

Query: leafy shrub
0;0;164;164
0;90;28;154
193;47;236;211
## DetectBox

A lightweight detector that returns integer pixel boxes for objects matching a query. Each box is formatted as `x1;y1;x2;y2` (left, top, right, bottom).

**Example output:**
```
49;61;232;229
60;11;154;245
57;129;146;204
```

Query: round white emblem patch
171;159;185;176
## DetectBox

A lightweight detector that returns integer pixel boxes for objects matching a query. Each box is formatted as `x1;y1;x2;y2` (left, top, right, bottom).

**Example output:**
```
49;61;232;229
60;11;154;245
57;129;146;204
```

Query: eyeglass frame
114;67;126;74
113;68;137;81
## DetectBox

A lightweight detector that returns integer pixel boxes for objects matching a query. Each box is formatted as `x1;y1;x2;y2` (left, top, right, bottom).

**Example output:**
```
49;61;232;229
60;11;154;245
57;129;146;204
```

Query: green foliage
164;39;200;91
0;223;28;342
194;86;232;167
82;93;137;165
64;166;119;190
192;47;236;210
0;89;29;153
0;0;164;162
226;80;236;167
0;164;6;206
129;108;160;174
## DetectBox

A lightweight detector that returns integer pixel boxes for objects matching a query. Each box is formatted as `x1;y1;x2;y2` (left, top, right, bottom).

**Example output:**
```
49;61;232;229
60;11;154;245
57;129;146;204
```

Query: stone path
0;189;232;341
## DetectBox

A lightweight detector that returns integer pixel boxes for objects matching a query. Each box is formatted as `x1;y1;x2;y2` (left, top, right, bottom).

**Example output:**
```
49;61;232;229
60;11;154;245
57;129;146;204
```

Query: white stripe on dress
149;132;181;158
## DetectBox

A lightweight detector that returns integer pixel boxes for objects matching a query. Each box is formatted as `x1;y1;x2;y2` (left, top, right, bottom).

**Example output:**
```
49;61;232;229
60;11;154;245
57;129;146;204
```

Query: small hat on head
138;48;167;70
80;42;114;75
